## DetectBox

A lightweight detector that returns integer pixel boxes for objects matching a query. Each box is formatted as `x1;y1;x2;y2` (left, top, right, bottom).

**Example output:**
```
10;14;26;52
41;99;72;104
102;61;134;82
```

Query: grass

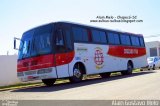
133;69;141;72
0;69;141;91
0;82;43;90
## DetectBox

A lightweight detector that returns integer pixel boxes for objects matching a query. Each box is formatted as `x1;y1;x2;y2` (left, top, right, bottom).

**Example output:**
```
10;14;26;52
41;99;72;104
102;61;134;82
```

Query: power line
144;34;160;38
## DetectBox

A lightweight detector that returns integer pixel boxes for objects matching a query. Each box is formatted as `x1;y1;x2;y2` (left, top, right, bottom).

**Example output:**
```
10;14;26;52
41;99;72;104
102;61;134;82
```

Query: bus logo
94;47;104;69
124;49;138;54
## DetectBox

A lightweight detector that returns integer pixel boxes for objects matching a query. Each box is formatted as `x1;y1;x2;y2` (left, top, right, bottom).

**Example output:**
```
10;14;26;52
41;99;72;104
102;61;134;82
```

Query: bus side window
55;29;66;53
64;30;73;51
139;37;145;47
120;34;131;46
131;36;140;47
72;27;88;42
107;32;120;45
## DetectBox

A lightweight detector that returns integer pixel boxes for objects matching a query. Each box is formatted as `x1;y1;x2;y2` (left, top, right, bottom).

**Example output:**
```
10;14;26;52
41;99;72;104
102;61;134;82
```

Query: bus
14;21;147;86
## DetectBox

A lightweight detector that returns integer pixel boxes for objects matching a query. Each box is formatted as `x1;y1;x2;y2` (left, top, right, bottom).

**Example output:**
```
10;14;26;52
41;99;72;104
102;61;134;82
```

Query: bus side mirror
14;37;21;50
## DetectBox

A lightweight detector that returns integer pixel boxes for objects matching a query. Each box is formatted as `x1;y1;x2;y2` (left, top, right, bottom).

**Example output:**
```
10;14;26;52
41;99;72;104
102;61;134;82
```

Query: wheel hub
74;69;81;78
128;64;132;72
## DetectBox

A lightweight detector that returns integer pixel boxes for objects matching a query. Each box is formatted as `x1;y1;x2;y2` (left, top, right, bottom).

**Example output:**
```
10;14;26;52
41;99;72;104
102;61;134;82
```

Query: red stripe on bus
17;51;75;72
17;54;55;72
107;45;146;58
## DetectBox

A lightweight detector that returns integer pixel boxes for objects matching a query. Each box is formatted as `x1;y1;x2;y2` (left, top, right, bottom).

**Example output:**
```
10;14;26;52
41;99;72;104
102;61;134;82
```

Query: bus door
55;25;73;78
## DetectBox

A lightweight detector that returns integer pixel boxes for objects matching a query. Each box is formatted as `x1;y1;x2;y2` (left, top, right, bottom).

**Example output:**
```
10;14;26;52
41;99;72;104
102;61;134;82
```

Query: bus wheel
121;62;133;75
42;78;56;86
100;72;111;78
69;65;83;83
152;65;155;70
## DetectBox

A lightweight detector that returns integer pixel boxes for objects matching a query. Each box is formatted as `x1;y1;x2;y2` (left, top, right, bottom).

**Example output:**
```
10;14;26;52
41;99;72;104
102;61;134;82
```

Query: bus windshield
18;24;53;60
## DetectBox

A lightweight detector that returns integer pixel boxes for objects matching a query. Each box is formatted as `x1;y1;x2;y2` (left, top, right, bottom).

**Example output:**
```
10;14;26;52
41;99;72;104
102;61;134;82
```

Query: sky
0;0;160;55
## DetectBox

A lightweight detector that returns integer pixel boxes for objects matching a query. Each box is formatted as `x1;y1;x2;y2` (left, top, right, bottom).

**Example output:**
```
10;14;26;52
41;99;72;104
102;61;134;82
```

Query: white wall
0;55;20;86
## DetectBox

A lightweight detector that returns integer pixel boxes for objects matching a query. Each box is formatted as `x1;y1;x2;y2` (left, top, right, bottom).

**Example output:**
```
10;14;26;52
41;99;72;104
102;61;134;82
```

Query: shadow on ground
12;71;155;92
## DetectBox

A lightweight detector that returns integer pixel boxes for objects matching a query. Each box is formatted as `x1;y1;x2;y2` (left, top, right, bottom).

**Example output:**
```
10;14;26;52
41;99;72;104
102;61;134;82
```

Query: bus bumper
17;67;57;82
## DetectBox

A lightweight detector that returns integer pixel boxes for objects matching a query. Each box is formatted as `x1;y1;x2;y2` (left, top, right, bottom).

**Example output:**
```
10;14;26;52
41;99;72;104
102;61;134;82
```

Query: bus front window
33;33;52;55
18;40;31;59
22;41;30;55
18;29;34;60
31;24;53;56
18;24;53;60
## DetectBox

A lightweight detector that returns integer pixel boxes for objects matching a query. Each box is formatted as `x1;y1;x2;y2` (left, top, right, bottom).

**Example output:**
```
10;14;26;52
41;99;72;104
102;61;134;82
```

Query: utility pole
7;51;9;55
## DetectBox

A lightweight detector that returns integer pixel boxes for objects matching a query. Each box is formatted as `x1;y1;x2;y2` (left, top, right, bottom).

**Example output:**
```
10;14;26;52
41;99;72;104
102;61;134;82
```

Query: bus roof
23;21;143;37
56;21;143;37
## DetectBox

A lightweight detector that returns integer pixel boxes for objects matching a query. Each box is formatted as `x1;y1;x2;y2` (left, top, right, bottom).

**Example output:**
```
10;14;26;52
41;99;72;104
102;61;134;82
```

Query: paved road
0;70;160;100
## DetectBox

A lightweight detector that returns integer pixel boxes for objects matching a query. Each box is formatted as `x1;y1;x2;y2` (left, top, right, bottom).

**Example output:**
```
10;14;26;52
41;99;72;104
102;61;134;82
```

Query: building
145;41;160;57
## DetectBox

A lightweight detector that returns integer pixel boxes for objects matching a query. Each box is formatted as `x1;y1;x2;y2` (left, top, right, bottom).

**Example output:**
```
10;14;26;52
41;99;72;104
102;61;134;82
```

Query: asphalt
0;70;160;100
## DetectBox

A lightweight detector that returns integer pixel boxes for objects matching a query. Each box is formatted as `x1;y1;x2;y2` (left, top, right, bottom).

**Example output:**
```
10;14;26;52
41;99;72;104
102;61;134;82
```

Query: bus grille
25;71;37;75
37;68;52;74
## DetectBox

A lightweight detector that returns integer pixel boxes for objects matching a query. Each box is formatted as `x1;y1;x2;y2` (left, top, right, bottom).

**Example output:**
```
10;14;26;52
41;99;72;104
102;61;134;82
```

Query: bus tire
42;78;56;86
69;65;83;83
121;61;133;75
152;65;155;70
100;72;111;78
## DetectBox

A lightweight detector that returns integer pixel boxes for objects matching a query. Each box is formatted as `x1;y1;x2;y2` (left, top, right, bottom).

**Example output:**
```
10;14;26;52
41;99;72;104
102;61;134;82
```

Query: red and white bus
14;21;147;86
